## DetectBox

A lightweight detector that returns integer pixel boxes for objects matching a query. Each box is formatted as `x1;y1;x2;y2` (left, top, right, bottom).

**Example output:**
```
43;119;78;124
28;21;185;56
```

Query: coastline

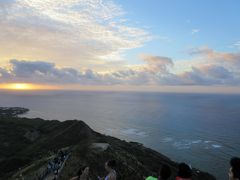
0;107;216;180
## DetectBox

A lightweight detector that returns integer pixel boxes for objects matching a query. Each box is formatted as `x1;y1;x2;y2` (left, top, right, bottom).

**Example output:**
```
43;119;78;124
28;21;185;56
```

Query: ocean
0;90;240;180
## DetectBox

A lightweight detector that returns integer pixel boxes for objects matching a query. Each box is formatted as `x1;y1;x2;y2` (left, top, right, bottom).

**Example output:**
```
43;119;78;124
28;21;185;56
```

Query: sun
0;83;58;90
13;83;31;90
0;83;33;90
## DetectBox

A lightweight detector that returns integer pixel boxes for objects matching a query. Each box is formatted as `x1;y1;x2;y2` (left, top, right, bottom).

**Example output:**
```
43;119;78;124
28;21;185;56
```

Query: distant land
0;107;216;180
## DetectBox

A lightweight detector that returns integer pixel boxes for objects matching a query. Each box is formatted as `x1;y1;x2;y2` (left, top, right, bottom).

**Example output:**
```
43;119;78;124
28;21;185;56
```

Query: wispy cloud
0;0;150;70
191;28;200;35
233;41;240;49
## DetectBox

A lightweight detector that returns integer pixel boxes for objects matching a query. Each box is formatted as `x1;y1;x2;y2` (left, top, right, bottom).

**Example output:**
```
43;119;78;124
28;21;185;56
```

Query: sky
0;0;240;93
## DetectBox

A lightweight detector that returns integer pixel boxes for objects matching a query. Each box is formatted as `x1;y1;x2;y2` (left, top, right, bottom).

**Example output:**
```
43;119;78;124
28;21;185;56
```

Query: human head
105;160;116;172
229;157;240;180
159;164;172;180
178;163;192;178
78;166;89;177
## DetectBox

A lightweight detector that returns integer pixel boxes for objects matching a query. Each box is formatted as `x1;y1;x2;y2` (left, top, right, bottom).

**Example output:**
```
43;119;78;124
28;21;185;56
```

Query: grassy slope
0;116;93;179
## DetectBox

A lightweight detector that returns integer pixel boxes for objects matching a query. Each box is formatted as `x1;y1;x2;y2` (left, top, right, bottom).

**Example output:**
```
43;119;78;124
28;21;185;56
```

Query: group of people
70;157;240;180
145;163;191;180
70;160;116;180
47;150;68;175
147;157;240;180
45;150;69;180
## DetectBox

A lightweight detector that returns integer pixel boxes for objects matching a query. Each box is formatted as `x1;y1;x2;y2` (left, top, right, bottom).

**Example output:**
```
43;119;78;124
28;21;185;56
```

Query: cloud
140;55;173;74
107;55;175;85
0;47;240;86
233;41;240;49
0;60;84;84
191;29;200;34
0;68;11;79
169;47;240;85
0;56;173;85
0;0;150;70
188;47;240;69
188;46;213;56
174;65;236;85
10;60;55;77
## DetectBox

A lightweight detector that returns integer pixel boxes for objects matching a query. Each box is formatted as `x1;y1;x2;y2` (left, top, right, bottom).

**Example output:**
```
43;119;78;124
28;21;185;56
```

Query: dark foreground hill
0;107;216;180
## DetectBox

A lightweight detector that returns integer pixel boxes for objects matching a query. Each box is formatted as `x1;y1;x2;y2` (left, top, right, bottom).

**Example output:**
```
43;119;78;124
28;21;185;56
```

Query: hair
77;166;88;179
230;157;240;179
177;163;192;178
107;160;116;169
160;164;172;180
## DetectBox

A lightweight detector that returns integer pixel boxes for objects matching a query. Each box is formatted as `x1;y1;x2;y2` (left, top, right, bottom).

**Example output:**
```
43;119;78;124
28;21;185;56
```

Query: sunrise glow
0;83;58;90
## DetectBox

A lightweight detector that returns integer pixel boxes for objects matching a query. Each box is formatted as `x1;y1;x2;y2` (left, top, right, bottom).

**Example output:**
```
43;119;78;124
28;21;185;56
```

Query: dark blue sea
1;90;240;180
